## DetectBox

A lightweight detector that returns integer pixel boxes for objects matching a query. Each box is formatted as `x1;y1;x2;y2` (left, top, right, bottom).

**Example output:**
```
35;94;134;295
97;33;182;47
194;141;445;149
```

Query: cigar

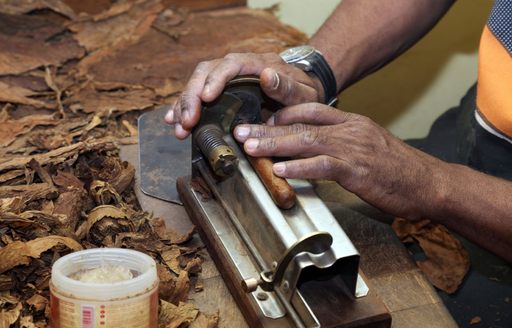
246;156;296;209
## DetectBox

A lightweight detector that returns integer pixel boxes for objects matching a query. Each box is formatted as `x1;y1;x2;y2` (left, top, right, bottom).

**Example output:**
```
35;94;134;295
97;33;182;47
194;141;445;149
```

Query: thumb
260;68;318;106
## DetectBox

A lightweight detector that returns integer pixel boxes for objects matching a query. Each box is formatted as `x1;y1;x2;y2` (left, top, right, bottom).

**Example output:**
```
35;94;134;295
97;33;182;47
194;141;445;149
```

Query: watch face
280;45;315;63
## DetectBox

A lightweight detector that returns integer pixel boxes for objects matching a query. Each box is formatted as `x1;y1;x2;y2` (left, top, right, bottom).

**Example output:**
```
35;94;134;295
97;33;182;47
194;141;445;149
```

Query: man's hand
164;52;324;139
233;103;446;221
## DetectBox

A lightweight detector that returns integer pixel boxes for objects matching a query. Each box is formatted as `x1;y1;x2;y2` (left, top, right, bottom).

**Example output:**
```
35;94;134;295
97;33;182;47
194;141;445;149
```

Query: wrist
279;45;338;106
422;160;455;222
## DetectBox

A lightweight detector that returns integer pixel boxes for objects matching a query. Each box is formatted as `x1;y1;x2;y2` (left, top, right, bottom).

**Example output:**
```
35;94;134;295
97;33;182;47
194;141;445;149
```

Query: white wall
248;0;493;139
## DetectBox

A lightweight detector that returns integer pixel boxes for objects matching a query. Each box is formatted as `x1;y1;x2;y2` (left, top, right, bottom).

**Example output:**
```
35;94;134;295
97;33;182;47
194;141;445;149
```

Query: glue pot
50;248;158;328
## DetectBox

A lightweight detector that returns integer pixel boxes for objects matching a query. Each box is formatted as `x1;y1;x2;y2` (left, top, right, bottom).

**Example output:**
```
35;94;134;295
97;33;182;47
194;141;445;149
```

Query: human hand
233;103;445;220
164;52;325;139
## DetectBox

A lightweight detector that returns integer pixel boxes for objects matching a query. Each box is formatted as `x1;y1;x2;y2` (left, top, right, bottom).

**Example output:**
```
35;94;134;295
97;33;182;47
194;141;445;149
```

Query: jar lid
51;248;158;301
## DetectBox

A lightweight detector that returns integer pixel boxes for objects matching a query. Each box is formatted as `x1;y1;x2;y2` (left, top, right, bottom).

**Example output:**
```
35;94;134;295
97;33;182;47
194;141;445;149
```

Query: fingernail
165;110;174;122
203;84;211;97
245;139;259;151
267;115;275;126
273;162;286;175
182;110;189;122
271;71;280;90
235;126;250;139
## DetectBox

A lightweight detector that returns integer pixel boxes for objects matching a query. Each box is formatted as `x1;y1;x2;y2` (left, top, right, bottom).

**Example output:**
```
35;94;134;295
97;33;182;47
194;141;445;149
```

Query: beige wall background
248;0;493;139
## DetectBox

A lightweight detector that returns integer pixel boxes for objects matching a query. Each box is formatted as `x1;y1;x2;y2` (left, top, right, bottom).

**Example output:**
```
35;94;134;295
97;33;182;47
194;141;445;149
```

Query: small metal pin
256;292;268;301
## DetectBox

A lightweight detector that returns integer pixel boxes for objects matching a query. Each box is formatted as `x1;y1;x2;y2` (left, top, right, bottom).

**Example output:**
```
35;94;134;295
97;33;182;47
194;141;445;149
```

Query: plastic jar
50;248;159;328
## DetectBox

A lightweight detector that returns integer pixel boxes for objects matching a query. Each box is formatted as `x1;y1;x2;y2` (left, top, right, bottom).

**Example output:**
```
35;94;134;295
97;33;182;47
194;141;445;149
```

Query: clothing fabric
476;0;512;140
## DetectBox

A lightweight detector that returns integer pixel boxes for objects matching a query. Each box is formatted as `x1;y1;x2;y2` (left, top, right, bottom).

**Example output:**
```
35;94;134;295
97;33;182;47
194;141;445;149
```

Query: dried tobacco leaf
63;83;156;114
0;0;76;18
69;0;161;52
190;312;220;328
0;236;82;274
0;302;22;327
392;218;470;294
85;205;131;243
26;294;48;312
161;245;182;275
0;184;58;203
152;217;195;245
0;30;84;76
159;300;198;328
0;82;54;111
0;137;117;179
0;113;59;148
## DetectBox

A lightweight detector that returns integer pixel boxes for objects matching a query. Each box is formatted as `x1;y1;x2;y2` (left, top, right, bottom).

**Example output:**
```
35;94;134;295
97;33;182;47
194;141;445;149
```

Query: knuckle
264;137;277;150
281;77;294;101
252;126;268;138
179;91;195;113
299;127;320;146
263;52;283;62
196;61;212;73
318;155;336;173
223;53;240;60
290;123;306;134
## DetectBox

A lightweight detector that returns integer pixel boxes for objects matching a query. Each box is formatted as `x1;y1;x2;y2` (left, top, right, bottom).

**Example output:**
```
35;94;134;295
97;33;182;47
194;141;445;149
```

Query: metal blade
138;106;190;204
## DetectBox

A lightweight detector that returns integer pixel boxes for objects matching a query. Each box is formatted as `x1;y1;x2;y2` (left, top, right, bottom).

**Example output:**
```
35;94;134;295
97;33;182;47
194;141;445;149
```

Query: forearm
429;163;512;262
309;0;454;91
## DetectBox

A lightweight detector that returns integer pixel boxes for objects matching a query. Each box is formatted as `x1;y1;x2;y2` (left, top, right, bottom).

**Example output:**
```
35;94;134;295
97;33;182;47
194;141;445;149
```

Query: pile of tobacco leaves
0;0;305;327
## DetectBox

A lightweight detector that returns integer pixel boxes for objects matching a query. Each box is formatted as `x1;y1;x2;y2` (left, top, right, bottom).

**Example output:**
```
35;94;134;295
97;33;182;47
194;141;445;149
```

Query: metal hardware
187;77;368;327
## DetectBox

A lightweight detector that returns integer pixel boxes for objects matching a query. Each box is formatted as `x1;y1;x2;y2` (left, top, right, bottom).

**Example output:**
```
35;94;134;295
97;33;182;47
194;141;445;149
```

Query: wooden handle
246;156;296;209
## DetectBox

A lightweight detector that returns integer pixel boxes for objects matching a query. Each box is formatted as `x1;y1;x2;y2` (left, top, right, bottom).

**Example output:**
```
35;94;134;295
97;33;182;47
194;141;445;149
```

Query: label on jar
50;286;158;328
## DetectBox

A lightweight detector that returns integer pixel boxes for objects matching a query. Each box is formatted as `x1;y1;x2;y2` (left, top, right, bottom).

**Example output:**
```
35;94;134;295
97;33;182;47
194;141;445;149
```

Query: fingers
165;60;217;138
202;53;284;102
267;103;355;126
236;125;327;158
260;68;318;105
272;156;350;181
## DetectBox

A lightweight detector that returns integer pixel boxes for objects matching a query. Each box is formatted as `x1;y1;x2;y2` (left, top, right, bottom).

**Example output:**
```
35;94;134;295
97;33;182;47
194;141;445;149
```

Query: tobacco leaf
161;245;182;275
0;12;66;41
62;0;112;15
0;31;84;76
0;137;117;177
0;293;17;307
53;189;89;231
26;294;48;312
69;0;161;50
159;300;198;328
184;257;202;276
0;276;13;292
0;0;76;18
392;218;470;294
71;0;162;72
52;170;84;190
64;83;156;114
0;197;24;213
80;7;305;92
0;236;82;274
0;82;54;111
190;312;220;328
170;270;190;304
0;183;59;203
152;217;195;245
0;302;22;327
85;205;130;237
0;114;57;147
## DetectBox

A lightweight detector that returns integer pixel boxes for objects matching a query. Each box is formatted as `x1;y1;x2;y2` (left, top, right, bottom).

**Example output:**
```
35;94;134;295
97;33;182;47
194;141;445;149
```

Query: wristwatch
279;45;338;106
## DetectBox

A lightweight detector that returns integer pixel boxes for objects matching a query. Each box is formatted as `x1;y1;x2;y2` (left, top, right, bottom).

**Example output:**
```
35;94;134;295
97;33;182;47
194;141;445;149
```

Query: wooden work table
120;144;456;328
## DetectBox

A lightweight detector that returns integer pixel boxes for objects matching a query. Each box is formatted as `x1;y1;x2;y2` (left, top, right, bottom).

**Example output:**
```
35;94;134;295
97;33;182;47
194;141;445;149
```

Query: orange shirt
476;1;512;140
